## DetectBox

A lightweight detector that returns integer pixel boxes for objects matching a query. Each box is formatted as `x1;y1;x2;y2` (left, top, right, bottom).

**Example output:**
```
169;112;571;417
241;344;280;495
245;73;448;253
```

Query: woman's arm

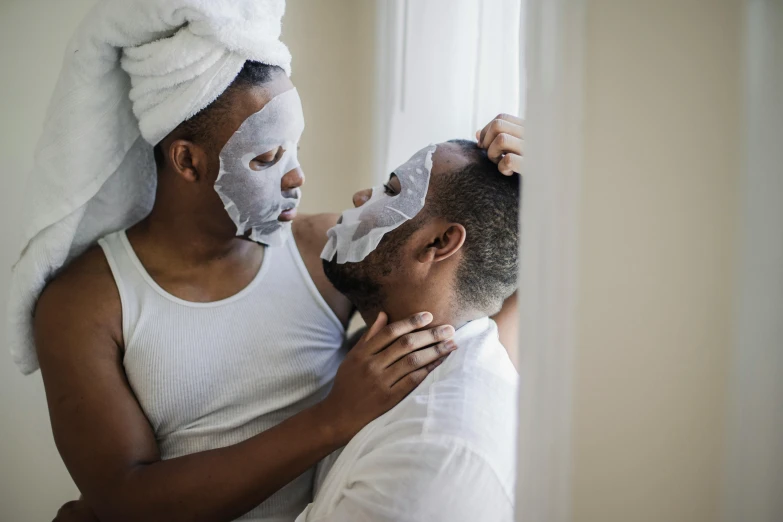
37;253;455;522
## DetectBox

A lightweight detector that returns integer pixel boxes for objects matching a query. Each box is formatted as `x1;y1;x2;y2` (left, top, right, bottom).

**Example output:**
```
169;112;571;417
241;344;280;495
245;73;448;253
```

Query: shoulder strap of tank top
97;231;132;344
283;231;345;333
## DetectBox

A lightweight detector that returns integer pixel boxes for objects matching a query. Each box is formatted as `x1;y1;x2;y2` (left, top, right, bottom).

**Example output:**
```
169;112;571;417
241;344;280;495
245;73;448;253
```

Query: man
11;2;525;521
298;140;520;521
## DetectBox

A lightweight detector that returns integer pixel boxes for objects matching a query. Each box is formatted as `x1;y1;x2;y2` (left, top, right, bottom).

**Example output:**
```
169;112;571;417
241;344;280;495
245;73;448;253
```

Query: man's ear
167;139;209;183
417;222;466;264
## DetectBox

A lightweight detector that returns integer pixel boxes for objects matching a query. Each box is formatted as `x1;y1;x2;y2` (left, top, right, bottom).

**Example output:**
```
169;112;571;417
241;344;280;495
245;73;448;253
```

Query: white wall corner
722;2;783;522
515;0;586;521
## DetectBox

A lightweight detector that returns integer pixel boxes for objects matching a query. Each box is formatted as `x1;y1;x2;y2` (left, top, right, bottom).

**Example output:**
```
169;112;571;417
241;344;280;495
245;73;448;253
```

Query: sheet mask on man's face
214;88;305;246
321;144;437;264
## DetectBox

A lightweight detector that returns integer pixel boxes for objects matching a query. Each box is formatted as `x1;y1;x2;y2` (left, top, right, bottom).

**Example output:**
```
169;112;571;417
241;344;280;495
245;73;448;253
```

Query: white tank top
98;230;346;522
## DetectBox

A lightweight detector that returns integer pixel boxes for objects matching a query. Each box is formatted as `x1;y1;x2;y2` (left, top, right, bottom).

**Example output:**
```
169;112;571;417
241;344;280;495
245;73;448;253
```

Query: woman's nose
281;167;305;192
353;188;372;208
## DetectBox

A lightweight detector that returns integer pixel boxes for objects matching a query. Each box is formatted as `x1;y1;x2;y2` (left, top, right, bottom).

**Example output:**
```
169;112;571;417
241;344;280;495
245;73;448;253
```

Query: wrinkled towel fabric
7;0;292;374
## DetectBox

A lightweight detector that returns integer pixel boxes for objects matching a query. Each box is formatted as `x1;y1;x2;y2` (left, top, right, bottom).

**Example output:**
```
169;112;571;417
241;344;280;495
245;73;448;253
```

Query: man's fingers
388;350;453;398
377;324;455;368
425;355;448;372
499;153;523;176
477;114;523;148
478;114;524;148
486;132;523;164
387;341;456;386
367;312;434;354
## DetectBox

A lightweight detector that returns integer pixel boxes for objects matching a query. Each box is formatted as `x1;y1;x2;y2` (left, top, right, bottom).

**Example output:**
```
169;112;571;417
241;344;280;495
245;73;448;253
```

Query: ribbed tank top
97;230;346;522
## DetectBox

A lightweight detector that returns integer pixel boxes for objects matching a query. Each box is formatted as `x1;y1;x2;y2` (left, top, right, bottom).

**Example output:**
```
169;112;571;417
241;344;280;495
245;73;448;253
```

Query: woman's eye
249;159;274;171
249;149;282;171
383;184;397;196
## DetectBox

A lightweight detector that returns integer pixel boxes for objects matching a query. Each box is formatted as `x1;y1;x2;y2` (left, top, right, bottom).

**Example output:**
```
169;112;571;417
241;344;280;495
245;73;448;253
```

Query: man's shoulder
430;320;518;394
312;326;517;519
411;358;517;446
365;325;518;478
35;244;121;347
329;429;514;520
385;320;517;422
292;213;339;252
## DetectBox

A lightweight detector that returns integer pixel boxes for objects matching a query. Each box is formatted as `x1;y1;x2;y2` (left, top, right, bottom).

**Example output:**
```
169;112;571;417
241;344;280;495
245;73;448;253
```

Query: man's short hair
153;61;283;166
428;140;520;315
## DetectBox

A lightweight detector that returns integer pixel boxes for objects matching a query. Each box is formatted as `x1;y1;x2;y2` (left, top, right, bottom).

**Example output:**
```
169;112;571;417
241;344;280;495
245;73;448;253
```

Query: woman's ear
417;222;467;264
167;139;209;183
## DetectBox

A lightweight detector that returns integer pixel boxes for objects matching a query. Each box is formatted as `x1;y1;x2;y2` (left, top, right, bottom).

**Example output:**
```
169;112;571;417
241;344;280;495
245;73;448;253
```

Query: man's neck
357;293;484;334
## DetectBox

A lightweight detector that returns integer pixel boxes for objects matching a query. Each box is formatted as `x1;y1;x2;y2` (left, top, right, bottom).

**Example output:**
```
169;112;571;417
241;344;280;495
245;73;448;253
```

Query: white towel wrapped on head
7;0;292;374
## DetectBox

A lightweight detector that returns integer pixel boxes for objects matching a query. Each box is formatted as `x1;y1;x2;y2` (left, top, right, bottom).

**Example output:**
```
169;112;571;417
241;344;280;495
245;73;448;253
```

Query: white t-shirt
297;316;519;522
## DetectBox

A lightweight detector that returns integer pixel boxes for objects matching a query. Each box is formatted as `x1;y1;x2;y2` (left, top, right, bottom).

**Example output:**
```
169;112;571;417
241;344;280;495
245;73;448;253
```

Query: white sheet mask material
215;88;305;246
321;144;437;264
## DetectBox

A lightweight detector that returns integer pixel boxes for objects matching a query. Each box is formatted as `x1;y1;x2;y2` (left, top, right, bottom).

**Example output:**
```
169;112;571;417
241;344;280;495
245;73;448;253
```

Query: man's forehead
425;143;470;201
389;142;468;181
431;142;470;177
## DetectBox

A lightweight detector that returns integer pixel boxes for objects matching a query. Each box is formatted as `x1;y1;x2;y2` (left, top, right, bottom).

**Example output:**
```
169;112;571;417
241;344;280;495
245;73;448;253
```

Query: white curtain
373;0;523;182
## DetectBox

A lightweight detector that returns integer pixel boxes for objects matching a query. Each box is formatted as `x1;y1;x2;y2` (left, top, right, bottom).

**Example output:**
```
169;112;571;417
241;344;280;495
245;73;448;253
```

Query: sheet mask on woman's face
321;144;437;264
214;88;305;246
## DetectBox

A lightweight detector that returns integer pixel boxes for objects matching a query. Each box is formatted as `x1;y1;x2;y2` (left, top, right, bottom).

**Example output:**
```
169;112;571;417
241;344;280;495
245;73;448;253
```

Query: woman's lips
278;208;298;221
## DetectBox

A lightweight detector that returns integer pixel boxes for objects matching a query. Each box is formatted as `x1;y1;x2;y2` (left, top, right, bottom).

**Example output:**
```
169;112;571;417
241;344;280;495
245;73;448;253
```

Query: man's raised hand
477;113;524;176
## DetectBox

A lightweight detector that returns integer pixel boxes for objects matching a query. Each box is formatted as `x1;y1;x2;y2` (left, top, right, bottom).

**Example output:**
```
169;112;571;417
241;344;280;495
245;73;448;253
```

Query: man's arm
37;248;456;522
300;437;513;522
492;292;519;369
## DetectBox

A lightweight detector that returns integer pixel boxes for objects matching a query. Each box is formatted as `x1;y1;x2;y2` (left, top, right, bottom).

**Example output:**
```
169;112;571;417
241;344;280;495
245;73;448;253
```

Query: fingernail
438;325;455;337
418;312;433;323
446;340;457;351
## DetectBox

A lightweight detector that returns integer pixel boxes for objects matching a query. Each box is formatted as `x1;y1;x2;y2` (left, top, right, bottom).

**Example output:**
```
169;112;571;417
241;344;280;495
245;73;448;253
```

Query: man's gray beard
322;257;386;314
320;224;411;314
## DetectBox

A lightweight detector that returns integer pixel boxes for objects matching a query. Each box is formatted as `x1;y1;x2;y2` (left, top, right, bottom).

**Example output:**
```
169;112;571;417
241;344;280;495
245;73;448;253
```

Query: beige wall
285;0;376;214
0;1;375;520
0;2;98;519
572;2;741;522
